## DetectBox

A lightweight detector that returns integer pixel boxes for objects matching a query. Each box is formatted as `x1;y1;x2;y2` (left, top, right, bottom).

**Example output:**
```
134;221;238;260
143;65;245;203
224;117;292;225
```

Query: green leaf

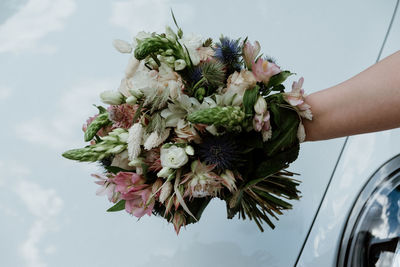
271;84;285;92
107;200;126;212
253;189;293;209
84;113;110;142
95;105;107;114
104;166;131;174
265;104;299;156
246;143;300;187
243;85;259;116
267;71;294;88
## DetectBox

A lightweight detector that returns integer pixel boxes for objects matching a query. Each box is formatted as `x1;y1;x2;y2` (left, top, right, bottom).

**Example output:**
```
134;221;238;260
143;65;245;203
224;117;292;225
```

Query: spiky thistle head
196;135;243;171
214;36;242;73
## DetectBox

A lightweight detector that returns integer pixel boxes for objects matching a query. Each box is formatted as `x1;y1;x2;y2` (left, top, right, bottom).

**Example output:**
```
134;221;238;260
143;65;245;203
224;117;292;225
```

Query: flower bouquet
63;13;312;234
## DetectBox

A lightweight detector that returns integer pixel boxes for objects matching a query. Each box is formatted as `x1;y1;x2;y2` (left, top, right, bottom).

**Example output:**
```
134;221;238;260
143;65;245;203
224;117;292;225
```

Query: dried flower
127;123;144;162
108;103;138;129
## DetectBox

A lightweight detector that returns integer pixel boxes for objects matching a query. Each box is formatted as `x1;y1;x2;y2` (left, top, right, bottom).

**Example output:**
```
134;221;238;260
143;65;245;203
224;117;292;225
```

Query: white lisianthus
113;39;132;53
160;145;188;169
100;90;124;105
168;80;182;99
180;33;203;65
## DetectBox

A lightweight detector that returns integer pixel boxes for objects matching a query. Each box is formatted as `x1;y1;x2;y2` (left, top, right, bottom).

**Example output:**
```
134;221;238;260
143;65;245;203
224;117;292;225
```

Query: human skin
303;51;400;141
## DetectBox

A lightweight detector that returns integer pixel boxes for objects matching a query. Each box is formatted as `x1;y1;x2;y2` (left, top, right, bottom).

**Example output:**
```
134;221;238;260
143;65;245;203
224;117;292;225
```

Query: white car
1;0;399;267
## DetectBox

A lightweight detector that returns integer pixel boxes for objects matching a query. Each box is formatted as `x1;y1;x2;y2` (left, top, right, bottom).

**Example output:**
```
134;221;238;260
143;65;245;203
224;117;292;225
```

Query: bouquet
63;13;312;234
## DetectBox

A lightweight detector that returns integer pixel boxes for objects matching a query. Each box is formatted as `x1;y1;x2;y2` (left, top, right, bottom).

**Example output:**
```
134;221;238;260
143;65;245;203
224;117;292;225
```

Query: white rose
160;145;189;169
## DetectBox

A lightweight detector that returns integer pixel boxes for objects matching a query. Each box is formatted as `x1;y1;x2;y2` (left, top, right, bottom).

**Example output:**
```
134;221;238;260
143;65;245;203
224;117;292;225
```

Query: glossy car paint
297;3;400;266
0;1;398;266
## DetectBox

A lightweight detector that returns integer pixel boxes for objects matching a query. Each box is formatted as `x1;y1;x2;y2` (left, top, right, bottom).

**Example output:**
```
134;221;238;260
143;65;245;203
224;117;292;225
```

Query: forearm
303;51;400;141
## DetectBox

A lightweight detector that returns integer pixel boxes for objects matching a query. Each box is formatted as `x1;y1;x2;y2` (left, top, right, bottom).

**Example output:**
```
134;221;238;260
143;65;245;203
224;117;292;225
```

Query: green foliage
62;129;128;162
264;99;300;156
199;61;225;88
107;200;126;212
143;87;170;113
248;143;299;186
104;166;131;174
243;86;260;116
187;106;246;128
203;38;213;47
146;113;166;135
134;36;169;60
267;71;294;88
84;113;110;142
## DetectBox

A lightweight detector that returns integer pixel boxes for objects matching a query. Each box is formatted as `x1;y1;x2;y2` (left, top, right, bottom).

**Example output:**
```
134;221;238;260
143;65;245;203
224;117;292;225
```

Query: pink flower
243;41;261;69
114;172;147;194
284;77;313;120
123;188;154;218
108;103;138;129
113;171;154;218
253;112;271;132
181;161;222;198
92;173;119;203
252;58;281;85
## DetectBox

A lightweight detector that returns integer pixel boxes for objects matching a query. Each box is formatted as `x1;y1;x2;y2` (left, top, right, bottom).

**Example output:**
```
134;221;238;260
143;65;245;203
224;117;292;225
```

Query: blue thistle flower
197;135;242;171
214;37;242;72
189;66;203;84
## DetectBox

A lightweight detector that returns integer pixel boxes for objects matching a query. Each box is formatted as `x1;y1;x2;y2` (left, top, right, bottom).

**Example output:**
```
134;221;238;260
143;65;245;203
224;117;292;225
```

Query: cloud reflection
15;180;63;267
0;0;76;53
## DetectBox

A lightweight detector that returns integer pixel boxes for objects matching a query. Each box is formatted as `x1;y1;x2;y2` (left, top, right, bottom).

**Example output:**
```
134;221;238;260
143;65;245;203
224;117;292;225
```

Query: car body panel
0;1;397;267
297;3;400;266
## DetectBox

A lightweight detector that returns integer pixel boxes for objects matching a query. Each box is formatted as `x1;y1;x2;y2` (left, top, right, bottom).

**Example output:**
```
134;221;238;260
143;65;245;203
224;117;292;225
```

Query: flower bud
157;167;172;178
126;95;137;105
129;88;143;99
113;39;132;53
172;211;186;235
128;157;144;167
165;49;174;56
159;181;172;203
165;26;177;41
174;59;186;71
100;90;124;105
185;145;194;156
254;96;267;115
